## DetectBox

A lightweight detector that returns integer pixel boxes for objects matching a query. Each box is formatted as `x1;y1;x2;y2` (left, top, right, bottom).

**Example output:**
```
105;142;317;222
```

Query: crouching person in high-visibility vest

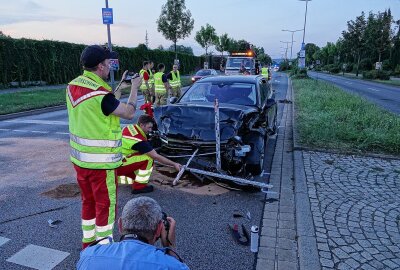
117;115;182;194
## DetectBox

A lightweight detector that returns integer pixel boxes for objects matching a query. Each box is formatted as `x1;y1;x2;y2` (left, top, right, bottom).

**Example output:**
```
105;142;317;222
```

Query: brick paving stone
256;259;275;270
320;258;334;268
259;236;276;248
277;248;297;263
277;260;298;270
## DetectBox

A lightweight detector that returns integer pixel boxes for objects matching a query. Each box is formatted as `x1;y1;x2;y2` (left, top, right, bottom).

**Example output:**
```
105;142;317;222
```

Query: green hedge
0;37;204;87
362;70;391;80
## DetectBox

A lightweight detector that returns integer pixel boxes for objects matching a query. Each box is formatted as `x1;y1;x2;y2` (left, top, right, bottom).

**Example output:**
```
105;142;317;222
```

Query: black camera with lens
162;212;170;231
123;71;140;83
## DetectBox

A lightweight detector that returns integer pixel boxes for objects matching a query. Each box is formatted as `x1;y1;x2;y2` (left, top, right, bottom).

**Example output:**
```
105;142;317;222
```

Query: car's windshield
226;58;254;69
196;70;212;76
180;82;257;106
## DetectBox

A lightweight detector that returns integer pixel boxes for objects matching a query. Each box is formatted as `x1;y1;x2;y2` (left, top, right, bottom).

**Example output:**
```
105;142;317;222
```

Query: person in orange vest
66;45;142;249
117;114;182;193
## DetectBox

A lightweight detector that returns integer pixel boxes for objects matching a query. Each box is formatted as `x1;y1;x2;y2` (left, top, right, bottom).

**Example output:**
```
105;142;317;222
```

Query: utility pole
145;30;149;48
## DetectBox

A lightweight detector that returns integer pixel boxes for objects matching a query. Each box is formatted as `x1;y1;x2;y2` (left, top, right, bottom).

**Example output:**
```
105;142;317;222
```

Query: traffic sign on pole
102;8;113;24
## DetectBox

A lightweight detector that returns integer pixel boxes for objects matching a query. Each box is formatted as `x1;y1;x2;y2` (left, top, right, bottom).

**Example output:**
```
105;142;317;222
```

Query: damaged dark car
153;75;277;177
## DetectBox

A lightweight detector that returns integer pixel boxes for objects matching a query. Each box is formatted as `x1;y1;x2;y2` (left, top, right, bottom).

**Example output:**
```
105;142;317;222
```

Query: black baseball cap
80;45;118;68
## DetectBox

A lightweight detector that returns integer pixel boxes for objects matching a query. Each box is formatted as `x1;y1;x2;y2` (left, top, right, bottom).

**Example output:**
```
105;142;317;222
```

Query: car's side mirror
169;97;178;104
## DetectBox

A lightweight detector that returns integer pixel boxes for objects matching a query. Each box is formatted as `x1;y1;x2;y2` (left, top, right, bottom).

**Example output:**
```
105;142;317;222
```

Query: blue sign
102;8;113;24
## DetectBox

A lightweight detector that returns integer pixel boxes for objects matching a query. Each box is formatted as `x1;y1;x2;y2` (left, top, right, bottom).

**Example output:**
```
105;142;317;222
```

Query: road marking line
5;119;69;126
7;244;70;270
31;130;49;134
0;236;10;247
345;82;352;85
12;130;30;132
368;87;379;92
0;128;11;131
55;132;69;135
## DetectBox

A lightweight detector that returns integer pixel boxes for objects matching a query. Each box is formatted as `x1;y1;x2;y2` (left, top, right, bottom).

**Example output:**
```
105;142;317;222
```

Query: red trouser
74;164;118;249
117;157;153;190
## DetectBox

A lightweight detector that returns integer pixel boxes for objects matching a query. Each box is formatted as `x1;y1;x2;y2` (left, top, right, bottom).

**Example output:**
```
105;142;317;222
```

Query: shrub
362;70;390;80
329;66;340;74
290;67;308;79
394;64;400;76
344;63;353;72
359;58;373;71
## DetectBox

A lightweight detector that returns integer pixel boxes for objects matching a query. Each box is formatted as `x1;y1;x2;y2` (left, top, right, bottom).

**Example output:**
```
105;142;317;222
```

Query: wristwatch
127;102;136;110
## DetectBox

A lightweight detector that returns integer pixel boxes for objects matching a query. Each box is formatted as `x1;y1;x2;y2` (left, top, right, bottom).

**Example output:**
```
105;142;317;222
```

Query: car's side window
259;79;268;104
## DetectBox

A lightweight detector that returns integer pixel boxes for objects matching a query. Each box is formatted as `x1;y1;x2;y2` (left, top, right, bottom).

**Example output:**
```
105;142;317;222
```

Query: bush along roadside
362;70;391;80
292;78;400;156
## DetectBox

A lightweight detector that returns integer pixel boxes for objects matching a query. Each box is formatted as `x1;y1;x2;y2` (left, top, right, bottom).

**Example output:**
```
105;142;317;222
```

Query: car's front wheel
244;132;265;176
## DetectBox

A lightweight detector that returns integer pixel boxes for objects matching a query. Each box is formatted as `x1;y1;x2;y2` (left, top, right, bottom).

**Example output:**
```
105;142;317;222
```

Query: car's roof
197;69;215;71
197;75;262;83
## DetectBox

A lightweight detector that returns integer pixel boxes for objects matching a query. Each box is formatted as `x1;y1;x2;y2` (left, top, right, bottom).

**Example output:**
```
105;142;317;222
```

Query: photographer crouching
77;196;189;270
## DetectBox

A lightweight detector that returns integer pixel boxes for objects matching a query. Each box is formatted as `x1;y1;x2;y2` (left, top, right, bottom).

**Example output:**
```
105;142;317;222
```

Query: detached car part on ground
153;75;277;187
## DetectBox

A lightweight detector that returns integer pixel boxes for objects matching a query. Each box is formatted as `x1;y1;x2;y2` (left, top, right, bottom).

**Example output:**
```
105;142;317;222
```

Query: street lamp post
282;29;303;60
298;0;311;68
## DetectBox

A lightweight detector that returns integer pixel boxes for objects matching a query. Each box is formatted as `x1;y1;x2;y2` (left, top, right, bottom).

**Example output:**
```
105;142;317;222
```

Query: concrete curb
289;77;321;270
0;105;67;121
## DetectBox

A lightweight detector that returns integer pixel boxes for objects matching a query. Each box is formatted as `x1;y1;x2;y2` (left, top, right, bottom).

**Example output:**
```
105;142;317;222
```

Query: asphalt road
0;74;288;270
308;71;400;115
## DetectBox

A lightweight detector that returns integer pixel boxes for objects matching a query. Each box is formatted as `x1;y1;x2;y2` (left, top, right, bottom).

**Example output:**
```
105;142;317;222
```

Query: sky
1;0;399;58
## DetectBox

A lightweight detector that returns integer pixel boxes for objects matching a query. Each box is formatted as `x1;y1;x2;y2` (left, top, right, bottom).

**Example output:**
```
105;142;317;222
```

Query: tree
215;33;230;57
167;44;193;55
195;24;218;55
237;39;251;51
342;12;366;76
227;39;239;53
156;0;194;59
305;43;320;64
137;43;148;50
364;10;393;64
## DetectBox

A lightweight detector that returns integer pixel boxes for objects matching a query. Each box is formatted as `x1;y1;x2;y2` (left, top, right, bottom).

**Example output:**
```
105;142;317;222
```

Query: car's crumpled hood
154;103;258;142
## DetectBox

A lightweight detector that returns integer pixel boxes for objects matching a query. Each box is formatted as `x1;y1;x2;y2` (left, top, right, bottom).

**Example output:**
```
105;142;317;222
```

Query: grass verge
1;78;194;115
0;89;66;115
293;78;400;156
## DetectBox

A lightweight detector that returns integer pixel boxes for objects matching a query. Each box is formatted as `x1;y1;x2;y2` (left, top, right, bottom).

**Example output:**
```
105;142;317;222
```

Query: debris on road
48;219;62;228
42;183;80;199
228;224;250;246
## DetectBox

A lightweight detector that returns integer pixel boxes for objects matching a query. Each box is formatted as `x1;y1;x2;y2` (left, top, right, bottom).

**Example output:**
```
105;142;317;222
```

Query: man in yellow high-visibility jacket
66;45;142;249
261;65;270;80
168;64;181;98
154;63;172;106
